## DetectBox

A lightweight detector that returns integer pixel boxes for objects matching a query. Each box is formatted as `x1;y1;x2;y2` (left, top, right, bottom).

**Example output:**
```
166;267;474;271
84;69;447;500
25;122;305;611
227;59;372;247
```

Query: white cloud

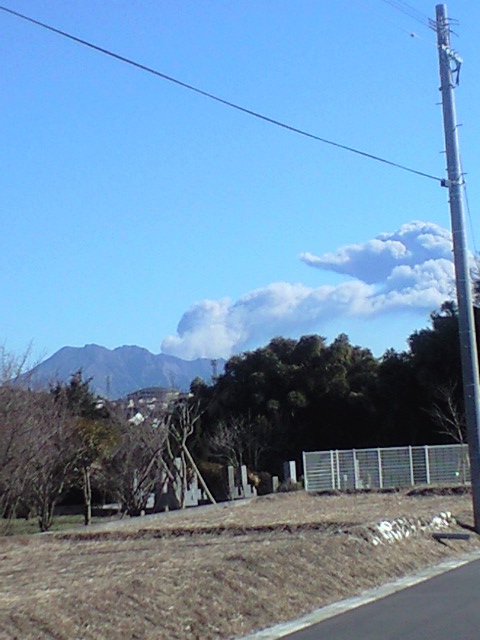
161;281;376;359
161;221;459;360
300;220;453;283
161;298;241;361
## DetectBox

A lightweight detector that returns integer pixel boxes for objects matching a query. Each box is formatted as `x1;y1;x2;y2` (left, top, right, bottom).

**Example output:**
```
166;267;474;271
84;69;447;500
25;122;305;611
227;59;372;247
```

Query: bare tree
0;388;36;525
209;414;269;471
0;343;36;383
429;382;471;483
0;349;96;532
106;404;172;516
166;396;203;508
27;393;79;532
430;382;466;444
209;417;246;469
169;396;200;448
0;347;44;529
0;388;78;532
101;393;212;515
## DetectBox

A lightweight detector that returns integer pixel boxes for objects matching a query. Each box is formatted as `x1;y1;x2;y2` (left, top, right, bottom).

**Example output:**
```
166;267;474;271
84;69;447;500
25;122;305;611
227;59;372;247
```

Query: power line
463;183;478;257
380;0;435;31
0;4;443;184
360;0;436;48
458;150;477;256
394;0;433;25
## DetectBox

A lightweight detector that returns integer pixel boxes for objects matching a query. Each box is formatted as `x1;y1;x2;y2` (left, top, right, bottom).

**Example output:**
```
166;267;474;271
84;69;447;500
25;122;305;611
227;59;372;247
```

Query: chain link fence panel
303;444;470;492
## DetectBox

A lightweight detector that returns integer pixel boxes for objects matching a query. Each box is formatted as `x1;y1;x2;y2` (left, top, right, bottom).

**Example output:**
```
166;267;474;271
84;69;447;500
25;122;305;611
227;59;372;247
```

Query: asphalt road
283;558;480;640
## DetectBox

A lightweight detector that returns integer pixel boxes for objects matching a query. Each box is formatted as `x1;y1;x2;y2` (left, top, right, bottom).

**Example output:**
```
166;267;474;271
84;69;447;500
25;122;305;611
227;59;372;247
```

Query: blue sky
1;0;479;363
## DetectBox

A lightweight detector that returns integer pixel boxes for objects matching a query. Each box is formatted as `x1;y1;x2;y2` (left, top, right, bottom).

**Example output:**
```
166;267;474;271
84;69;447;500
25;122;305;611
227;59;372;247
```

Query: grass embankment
0;489;479;640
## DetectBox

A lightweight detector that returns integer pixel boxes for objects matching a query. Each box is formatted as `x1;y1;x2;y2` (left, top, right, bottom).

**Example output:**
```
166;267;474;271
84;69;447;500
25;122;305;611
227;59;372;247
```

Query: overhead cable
0;4;442;183
463;183;478;257
362;0;437;46
380;0;435;30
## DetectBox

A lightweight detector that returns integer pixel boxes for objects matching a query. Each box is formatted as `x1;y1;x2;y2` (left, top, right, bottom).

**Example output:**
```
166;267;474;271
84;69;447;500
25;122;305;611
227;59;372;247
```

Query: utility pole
436;3;480;532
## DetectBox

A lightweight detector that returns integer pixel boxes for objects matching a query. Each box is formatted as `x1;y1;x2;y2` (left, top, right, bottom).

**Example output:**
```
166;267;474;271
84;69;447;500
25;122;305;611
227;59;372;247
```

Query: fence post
353;449;359;490
425;445;431;485
330;450;335;489
335;450;341;490
377;448;383;489
302;452;309;492
409;446;414;486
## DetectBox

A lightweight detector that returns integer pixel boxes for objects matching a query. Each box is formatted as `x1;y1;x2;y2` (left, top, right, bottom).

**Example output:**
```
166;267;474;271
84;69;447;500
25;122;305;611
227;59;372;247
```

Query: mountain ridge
25;344;222;399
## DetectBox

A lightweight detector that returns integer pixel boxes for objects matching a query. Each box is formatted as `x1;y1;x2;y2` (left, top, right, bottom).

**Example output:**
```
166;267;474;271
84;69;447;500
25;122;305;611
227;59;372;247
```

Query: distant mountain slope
25;344;223;399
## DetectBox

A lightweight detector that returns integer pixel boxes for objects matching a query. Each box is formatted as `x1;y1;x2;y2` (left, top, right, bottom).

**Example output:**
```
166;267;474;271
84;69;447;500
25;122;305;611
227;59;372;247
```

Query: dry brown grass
1;490;479;640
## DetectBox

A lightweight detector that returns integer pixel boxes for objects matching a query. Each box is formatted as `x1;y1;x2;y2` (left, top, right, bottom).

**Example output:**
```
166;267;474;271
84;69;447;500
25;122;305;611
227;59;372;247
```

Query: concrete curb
238;549;480;640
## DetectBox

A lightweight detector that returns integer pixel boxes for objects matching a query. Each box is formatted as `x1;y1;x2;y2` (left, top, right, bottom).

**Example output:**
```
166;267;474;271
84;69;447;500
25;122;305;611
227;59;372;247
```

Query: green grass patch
1;514;117;536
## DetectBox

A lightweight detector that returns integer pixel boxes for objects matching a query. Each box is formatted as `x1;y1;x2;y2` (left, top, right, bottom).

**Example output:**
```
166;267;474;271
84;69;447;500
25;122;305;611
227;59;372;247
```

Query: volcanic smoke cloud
161;221;457;360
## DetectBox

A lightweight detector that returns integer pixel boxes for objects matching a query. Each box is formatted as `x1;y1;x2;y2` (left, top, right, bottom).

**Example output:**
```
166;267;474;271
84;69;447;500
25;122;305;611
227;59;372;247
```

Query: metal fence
303;444;471;492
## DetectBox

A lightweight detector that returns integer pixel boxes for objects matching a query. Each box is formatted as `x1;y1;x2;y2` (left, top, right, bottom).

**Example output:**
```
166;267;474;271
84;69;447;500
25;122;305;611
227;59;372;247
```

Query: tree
0;387;37;525
405;302;467;444
190;312;480;474
106;400;171;516
0;347;45;529
373;349;423;446
164;394;212;508
196;333;379;473
430;382;466;444
409;302;463;396
51;371;118;525
27;393;78;532
209;414;270;470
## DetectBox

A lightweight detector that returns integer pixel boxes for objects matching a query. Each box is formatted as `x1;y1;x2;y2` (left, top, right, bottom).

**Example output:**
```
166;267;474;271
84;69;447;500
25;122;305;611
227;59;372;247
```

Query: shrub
277;478;304;493
255;471;273;496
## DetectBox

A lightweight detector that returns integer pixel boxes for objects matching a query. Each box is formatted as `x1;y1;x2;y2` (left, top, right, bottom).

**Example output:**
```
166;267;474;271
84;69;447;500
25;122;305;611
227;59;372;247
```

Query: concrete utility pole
435;3;480;532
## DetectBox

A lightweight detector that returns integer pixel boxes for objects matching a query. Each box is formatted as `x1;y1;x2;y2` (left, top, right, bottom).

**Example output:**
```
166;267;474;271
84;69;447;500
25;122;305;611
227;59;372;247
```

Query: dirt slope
1;490;479;640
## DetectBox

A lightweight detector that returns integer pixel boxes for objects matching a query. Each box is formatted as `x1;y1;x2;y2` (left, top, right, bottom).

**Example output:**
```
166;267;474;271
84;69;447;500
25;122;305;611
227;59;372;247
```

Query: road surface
284;557;480;640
